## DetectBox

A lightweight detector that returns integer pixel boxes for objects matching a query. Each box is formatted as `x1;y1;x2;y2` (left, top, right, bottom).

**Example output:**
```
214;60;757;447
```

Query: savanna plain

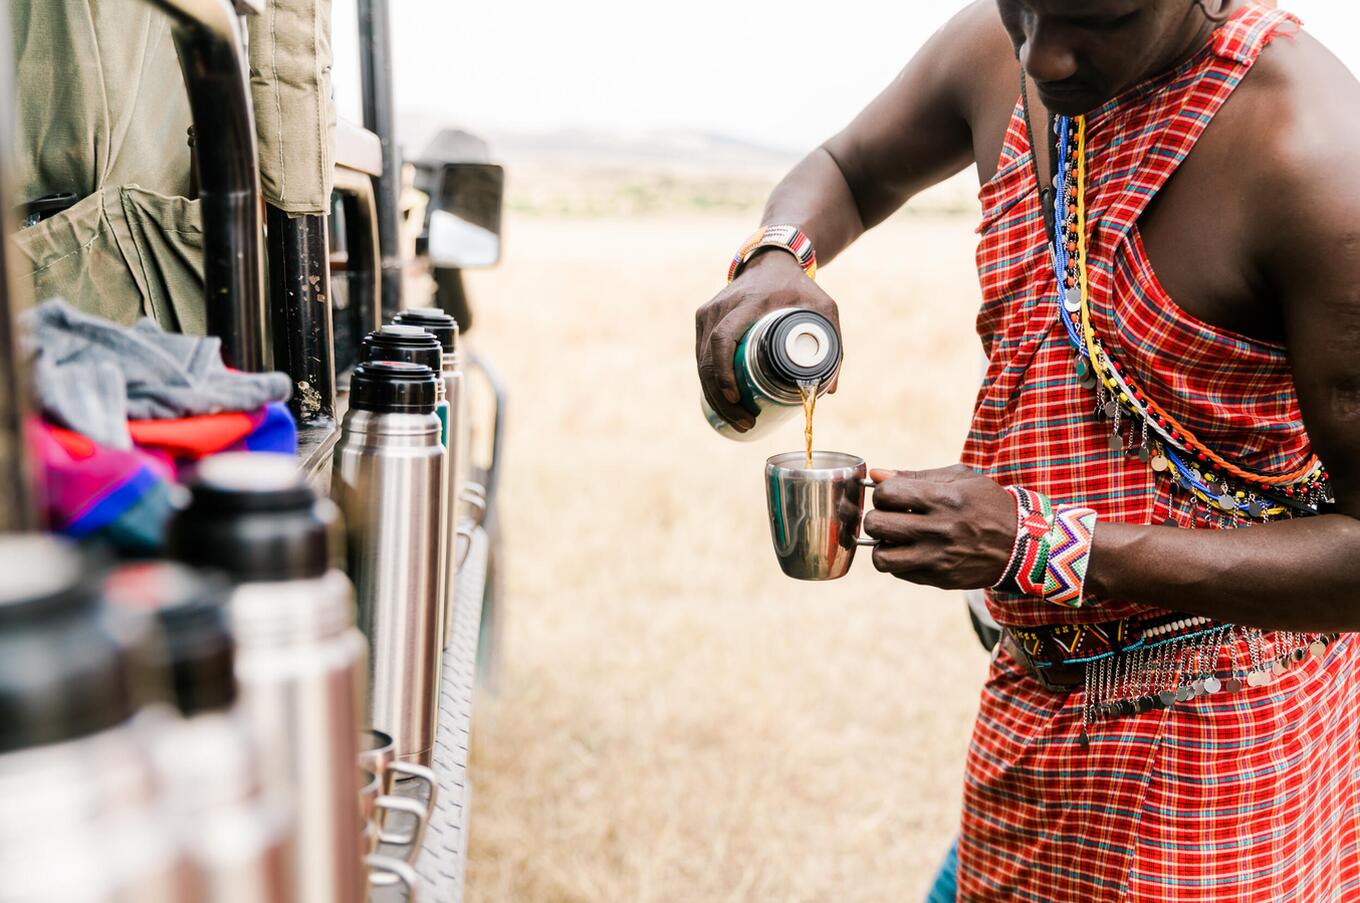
461;165;993;902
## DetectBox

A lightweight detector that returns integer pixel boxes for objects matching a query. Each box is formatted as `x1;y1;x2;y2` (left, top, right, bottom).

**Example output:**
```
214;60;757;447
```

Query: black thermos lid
350;360;437;415
0;535;144;754
761;309;843;386
361;324;443;373
168;452;338;582
104;563;236;718
393;307;459;354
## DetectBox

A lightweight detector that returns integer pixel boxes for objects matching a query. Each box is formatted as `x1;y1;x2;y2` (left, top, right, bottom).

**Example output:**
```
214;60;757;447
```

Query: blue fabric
925;839;959;903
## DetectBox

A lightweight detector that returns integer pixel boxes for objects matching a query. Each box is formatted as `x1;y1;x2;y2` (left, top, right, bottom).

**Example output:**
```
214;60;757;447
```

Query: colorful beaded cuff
994;486;1097;608
727;224;817;283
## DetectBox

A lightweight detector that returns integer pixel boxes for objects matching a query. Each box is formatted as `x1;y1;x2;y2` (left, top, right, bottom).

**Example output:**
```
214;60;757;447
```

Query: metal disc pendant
1223;677;1243;693
1150;455;1170;473
1074;357;1091;380
1247;671;1269;688
1191;679;1205;696
1291;647;1306;663
1137;446;1151;463
1103;401;1118;419
1175;686;1194;703
1108;432;1124;452
1271;660;1287;677
1248;500;1266;518
1157;689;1177;708
1064;286;1082;312
1218;493;1237;511
1311;640;1328;659
1203;676;1222;695
1080;377;1098;390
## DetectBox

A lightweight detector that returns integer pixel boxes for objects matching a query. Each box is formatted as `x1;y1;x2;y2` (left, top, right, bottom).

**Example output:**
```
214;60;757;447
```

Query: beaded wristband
994;487;1098;608
727;224;818;283
995;487;1055;596
1042;504;1098;608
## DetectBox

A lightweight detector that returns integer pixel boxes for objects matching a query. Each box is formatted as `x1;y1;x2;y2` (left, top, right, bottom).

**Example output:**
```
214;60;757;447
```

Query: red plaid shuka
956;5;1360;899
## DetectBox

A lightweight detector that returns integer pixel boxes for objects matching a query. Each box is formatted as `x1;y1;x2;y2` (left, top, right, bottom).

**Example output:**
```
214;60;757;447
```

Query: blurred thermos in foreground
0;449;439;902
702;308;843;441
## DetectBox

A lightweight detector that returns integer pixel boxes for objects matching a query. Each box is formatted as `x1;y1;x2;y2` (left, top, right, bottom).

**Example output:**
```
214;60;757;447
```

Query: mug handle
380;761;440;848
857;477;879;547
367;852;420;899
375;794;429;864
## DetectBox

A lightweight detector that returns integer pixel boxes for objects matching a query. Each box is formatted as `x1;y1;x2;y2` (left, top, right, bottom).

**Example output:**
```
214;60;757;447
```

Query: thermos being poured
703;308;842;444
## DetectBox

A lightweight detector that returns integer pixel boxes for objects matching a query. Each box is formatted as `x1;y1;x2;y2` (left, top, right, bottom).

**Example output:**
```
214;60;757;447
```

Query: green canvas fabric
11;0;193;208
248;0;336;215
10;0;201;328
13;185;205;334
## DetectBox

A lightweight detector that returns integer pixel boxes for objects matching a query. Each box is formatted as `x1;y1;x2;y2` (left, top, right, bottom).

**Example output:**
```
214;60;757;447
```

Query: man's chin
1036;89;1103;117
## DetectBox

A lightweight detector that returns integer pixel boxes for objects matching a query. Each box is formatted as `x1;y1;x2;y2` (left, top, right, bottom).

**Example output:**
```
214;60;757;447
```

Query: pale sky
333;1;1360;154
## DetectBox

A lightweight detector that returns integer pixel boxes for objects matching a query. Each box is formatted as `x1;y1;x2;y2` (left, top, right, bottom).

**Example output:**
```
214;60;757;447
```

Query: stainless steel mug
765;451;877;580
0;535;182;903
392;307;466;646
332;361;445;767
360;769;424;899
168;453;369;903
358;728;437;855
106;562;293;903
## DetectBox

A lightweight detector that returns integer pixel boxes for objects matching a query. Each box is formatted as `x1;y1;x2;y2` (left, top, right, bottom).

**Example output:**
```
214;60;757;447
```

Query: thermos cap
169;452;338;582
105;563;236;717
351;360;438;414
0;534;143;754
764;309;842;386
361;325;443;373
393;307;459;353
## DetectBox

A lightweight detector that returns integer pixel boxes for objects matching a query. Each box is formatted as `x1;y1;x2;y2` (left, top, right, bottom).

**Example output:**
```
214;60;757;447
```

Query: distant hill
395;113;977;218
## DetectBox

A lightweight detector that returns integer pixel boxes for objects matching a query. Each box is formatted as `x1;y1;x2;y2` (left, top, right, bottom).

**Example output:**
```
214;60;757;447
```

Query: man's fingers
698;342;753;430
869;475;935;513
862;510;935;544
871;543;931;575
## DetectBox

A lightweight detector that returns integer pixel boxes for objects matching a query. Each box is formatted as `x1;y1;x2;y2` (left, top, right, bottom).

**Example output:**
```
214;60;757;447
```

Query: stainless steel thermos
702;307;842;441
105;562;293;903
392;307;467;644
361;323;454;649
332;361;446;767
0;534;182;903
168;454;368;903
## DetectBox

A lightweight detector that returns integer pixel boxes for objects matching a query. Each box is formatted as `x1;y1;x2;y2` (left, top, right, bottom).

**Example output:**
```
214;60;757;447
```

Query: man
695;1;1360;899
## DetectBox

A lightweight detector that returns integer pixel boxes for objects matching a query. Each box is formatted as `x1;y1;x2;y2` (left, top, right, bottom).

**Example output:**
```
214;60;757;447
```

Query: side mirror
427;163;504;269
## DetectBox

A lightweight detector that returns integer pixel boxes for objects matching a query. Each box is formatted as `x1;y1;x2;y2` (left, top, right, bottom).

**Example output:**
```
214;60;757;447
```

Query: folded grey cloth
23;298;292;449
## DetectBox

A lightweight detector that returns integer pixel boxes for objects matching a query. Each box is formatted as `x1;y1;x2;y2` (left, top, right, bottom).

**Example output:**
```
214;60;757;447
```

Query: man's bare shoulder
932;0;1019;120
1240;28;1360;220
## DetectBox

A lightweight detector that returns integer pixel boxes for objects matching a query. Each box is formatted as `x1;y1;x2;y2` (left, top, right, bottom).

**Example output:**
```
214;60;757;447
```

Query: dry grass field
460;204;992;902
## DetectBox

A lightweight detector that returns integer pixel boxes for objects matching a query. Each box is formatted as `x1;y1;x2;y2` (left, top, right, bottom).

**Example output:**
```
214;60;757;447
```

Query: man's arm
759;0;1000;265
695;1;1006;432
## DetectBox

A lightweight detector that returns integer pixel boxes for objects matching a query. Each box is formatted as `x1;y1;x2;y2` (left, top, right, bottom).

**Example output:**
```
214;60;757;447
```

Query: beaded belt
1000;613;1341;735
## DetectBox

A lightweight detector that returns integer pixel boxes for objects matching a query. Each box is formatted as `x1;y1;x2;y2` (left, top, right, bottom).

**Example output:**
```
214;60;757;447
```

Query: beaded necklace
1021;85;1331;524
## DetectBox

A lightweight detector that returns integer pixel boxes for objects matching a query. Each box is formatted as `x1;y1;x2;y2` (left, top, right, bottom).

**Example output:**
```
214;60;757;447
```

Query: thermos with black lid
0;534;182;903
168;453;368;903
392;307;468;647
702;307;842;441
105;562;293;903
332;361;446;768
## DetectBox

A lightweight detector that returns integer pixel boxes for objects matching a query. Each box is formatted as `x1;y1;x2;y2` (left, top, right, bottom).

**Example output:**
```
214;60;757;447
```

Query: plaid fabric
954;5;1360;900
963;2;1309;629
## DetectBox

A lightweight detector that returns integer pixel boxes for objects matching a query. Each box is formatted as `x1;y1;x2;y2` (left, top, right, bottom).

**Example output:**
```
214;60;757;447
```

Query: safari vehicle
0;0;505;897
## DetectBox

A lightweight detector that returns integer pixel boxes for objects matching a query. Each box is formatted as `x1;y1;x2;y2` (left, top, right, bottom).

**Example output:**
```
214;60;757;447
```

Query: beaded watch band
994;486;1098;609
727;224;817;283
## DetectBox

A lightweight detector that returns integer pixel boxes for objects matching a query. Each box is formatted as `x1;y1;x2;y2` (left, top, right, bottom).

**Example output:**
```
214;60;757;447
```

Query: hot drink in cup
765;451;877;581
